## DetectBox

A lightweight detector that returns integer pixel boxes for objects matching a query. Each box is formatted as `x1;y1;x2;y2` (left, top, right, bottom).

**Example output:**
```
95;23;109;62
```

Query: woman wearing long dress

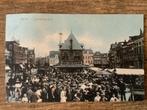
21;94;28;103
60;87;67;102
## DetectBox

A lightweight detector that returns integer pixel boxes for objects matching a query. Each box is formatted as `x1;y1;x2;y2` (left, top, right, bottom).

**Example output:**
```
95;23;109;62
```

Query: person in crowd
37;95;42;103
15;78;22;92
74;89;84;102
60;87;67;102
30;92;38;103
110;94;120;102
35;87;42;98
6;66;143;103
41;87;48;102
119;79;126;101
94;92;101;102
21;94;28;103
101;92;108;102
8;75;15;86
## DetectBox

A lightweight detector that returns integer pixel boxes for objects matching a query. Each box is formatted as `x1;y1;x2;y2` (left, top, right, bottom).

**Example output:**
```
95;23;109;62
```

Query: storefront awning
89;67;101;71
108;68;144;75
55;64;89;68
90;67;111;75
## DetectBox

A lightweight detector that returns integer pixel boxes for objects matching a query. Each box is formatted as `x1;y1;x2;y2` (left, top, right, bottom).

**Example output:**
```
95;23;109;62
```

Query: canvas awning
90;67;111;75
89;67;101;71
113;68;144;75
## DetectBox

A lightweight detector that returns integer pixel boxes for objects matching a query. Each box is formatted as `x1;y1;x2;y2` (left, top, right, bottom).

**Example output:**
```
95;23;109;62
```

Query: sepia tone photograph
5;14;144;103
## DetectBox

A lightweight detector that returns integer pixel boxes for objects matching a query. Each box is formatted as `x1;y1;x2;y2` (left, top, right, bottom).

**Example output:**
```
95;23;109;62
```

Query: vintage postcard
5;14;144;103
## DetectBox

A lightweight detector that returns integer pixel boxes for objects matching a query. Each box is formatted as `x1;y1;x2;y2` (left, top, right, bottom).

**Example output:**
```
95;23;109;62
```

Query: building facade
5;48;11;66
129;29;144;68
109;29;144;69
27;49;35;67
57;32;85;71
49;51;59;66
83;49;93;66
93;51;109;68
35;56;49;68
109;42;123;68
6;41;35;73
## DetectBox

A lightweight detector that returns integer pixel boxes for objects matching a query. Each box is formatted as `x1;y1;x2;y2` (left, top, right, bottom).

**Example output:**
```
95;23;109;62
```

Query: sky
6;14;144;57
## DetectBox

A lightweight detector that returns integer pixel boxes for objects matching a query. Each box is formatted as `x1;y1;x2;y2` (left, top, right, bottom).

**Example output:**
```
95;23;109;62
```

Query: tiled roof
60;32;83;50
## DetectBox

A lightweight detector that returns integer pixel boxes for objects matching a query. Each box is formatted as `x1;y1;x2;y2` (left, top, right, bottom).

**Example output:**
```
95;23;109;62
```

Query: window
9;44;13;50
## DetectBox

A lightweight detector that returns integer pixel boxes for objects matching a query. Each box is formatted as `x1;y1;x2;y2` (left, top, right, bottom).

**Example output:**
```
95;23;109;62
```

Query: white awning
89;67;101;71
89;67;111;75
115;68;144;75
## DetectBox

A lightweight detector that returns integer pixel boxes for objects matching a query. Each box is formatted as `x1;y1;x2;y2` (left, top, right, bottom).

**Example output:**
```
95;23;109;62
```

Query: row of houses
5;41;35;73
48;49;109;67
109;29;144;69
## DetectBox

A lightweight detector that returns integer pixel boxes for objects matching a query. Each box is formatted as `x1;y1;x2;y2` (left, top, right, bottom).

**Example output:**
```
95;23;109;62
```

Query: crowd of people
6;67;143;103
